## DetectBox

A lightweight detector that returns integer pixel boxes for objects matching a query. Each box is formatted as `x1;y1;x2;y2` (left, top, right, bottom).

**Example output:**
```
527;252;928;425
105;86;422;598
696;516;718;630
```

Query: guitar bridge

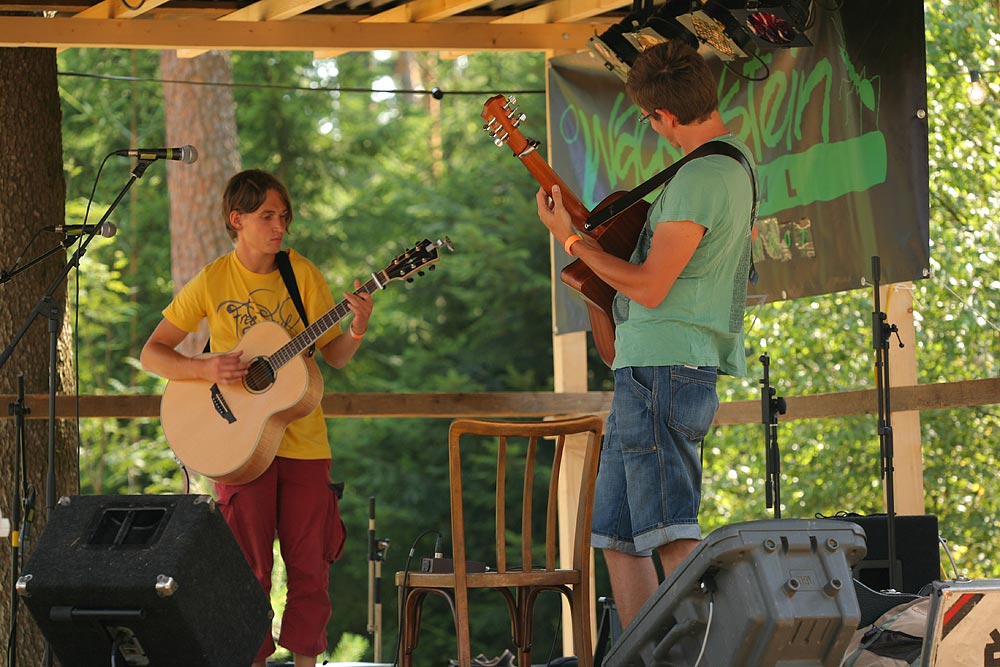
209;383;237;424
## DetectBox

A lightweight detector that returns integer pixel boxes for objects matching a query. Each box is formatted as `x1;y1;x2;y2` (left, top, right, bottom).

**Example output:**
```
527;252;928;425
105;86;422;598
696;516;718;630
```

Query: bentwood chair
394;415;604;667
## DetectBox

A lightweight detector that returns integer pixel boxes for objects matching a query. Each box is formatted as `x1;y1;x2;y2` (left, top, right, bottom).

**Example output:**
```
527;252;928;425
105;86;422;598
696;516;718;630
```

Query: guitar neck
270;271;387;367
519;150;592;232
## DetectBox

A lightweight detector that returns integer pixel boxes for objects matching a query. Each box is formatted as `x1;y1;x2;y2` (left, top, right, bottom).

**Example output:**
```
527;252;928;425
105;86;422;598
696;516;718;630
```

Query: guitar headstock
384;237;454;284
482;94;537;158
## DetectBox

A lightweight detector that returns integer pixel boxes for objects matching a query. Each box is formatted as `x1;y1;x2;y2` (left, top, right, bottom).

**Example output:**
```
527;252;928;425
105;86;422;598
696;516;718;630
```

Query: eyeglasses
638;110;657;125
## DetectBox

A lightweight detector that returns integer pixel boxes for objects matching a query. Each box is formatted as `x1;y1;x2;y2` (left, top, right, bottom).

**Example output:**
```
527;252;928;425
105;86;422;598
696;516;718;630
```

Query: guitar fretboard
269;271;387;369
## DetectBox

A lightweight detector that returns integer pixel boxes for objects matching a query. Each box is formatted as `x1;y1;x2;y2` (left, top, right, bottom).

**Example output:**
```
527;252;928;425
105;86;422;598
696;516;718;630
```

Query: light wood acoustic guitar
481;94;650;367
160;238;454;485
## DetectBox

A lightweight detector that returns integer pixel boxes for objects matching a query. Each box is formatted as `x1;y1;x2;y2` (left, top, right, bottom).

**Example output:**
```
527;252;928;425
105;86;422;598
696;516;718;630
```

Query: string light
968;69;988;105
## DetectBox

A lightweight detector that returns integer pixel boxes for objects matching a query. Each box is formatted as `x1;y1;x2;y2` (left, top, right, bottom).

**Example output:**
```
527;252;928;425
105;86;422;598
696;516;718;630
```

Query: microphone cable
392;528;443;667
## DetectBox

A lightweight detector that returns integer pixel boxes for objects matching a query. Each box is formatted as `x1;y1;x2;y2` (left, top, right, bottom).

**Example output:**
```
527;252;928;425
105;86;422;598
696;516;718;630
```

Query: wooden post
546;49;601;661
883;282;926;515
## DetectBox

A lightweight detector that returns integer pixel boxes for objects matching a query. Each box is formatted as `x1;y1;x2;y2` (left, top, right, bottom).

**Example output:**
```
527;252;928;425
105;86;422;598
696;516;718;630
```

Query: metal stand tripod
870;255;904;592
760;353;787;519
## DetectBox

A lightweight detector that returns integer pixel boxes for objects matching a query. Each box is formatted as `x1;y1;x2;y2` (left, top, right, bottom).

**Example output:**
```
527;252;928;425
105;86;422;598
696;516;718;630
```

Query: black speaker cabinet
17;494;272;667
838;514;940;594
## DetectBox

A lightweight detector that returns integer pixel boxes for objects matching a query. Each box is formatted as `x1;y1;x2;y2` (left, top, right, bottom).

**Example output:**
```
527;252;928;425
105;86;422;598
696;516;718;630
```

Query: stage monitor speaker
835;514;940;595
17;494;271;667
603;519;868;667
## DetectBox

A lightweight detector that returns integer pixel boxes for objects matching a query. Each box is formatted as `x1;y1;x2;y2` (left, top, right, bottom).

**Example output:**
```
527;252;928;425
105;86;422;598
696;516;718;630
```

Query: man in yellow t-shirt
141;169;374;667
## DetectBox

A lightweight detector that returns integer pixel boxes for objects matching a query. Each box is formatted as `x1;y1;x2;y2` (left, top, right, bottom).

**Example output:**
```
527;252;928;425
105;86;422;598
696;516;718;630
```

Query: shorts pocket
667;371;719;441
323;484;347;563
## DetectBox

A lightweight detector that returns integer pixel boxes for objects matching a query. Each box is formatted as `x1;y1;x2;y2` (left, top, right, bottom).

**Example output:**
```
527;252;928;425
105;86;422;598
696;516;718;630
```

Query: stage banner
542;0;928;334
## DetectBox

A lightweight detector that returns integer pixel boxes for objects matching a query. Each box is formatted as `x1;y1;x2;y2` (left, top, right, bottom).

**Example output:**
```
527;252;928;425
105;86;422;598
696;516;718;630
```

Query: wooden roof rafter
0;0;629;54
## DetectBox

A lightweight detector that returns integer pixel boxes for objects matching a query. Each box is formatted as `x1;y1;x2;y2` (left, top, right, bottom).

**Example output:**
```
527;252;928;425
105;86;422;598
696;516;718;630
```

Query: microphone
44;221;118;238
114;145;198;164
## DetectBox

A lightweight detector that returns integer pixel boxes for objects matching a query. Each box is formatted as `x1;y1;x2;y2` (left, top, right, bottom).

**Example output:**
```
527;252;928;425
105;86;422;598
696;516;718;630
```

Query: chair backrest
446;415;604;579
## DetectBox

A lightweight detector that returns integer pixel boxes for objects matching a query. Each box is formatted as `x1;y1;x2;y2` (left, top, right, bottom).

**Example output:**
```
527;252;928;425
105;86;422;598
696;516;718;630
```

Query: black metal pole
6;374;29;667
759;354;787;520
871;255;899;591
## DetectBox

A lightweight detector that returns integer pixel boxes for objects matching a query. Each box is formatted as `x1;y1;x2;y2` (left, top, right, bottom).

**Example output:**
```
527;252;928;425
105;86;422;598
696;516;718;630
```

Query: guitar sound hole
244;357;276;393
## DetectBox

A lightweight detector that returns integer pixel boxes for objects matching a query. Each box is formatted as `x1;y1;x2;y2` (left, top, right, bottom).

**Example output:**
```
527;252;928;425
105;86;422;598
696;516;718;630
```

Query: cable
692;594;714;667
56;71;546;98
541;604;562;667
392;528;443;667
724;48;771;82
938;535;967;581
692;576;716;667
70;154;115;496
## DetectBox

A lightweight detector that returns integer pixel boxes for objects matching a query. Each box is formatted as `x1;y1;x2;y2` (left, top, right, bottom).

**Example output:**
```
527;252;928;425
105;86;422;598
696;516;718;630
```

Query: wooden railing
2;377;997;421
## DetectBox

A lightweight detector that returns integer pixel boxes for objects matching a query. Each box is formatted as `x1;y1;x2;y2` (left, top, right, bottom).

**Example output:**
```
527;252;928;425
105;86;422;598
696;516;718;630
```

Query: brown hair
625;41;718;125
221;169;293;241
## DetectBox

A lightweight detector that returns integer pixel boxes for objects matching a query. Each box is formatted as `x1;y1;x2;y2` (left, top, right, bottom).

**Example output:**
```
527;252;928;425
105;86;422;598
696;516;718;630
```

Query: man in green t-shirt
536;41;756;628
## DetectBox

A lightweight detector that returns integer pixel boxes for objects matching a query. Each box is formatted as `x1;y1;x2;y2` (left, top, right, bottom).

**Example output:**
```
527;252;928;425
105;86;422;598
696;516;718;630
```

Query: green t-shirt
611;134;755;376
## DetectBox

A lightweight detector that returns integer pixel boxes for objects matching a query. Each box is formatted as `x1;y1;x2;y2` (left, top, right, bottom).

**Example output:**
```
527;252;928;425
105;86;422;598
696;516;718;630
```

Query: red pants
216;457;346;661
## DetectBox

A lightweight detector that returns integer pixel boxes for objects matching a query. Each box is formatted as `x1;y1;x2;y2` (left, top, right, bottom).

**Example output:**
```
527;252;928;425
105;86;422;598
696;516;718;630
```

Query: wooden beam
71;0;170;20
176;0;330;58
0;15;598;52
492;0;628;24
2;377;997;420
360;0;495;24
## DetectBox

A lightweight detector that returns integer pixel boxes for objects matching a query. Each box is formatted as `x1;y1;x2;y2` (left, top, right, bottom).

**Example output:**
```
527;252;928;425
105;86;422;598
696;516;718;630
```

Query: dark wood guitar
482;94;648;367
160;238;453;484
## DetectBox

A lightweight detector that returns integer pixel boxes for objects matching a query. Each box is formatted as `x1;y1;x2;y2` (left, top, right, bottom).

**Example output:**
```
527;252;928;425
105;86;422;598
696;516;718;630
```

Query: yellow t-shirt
163;248;340;460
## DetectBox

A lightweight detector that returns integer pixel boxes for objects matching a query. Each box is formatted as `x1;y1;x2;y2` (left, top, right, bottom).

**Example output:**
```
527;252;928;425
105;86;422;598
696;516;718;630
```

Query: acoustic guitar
160;238;453;485
481;94;648;367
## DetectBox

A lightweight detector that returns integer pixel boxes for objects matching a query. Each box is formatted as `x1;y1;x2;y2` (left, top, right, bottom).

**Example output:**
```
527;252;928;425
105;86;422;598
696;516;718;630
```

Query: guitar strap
275;250;316;357
583;139;760;284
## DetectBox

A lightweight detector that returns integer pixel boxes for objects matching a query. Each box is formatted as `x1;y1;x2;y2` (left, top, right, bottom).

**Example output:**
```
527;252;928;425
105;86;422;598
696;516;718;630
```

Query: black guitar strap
275;249;316;357
583;139;760;284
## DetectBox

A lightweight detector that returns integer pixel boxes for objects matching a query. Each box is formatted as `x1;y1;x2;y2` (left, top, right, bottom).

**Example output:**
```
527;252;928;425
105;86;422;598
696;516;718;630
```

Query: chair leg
570;584;594;667
400;588;459;667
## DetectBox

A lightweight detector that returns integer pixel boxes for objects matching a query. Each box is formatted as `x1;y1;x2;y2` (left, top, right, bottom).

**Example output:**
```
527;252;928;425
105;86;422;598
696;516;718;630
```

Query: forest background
1;0;998;664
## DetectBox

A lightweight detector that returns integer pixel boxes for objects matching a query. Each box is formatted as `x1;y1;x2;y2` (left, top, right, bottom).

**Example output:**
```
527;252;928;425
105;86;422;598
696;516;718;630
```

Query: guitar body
161;321;323;485
559;192;650;367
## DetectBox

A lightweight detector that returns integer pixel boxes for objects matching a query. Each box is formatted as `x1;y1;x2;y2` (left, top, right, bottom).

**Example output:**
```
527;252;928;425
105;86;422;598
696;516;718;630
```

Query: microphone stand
759;354;786;519
6;374;32;667
366;496;390;663
870;255;903;591
0;158;154;666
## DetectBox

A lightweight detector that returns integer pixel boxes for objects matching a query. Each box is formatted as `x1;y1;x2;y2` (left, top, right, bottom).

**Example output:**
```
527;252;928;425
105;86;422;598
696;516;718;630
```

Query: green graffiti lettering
556;31;881;214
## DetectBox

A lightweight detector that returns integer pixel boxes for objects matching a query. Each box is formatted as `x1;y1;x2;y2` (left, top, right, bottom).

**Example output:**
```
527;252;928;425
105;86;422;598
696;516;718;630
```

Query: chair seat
396;568;582;589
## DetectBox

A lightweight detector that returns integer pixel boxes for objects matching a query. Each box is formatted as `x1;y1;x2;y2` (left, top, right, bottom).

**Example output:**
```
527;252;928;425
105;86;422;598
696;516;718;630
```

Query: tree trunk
0;46;77;666
160;50;241;356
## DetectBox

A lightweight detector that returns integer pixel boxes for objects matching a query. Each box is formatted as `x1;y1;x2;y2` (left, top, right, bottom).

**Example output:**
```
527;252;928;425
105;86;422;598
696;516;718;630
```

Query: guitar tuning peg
406;277;414;283
418;271;425;277
428;265;436;271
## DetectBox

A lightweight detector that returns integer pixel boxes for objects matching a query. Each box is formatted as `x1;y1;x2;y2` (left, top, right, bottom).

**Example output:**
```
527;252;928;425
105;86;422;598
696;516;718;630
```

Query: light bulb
968;69;988;105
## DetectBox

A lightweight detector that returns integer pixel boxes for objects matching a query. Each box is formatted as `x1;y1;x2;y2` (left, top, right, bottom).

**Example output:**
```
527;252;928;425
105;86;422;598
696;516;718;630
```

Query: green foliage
55;6;1000;661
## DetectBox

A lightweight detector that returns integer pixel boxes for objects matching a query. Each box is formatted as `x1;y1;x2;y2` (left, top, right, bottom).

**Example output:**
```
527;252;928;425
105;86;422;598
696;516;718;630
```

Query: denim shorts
591;365;719;555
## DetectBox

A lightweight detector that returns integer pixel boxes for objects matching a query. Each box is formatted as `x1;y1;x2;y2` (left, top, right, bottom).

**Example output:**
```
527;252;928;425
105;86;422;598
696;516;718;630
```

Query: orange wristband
350;324;365;340
564;234;582;256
